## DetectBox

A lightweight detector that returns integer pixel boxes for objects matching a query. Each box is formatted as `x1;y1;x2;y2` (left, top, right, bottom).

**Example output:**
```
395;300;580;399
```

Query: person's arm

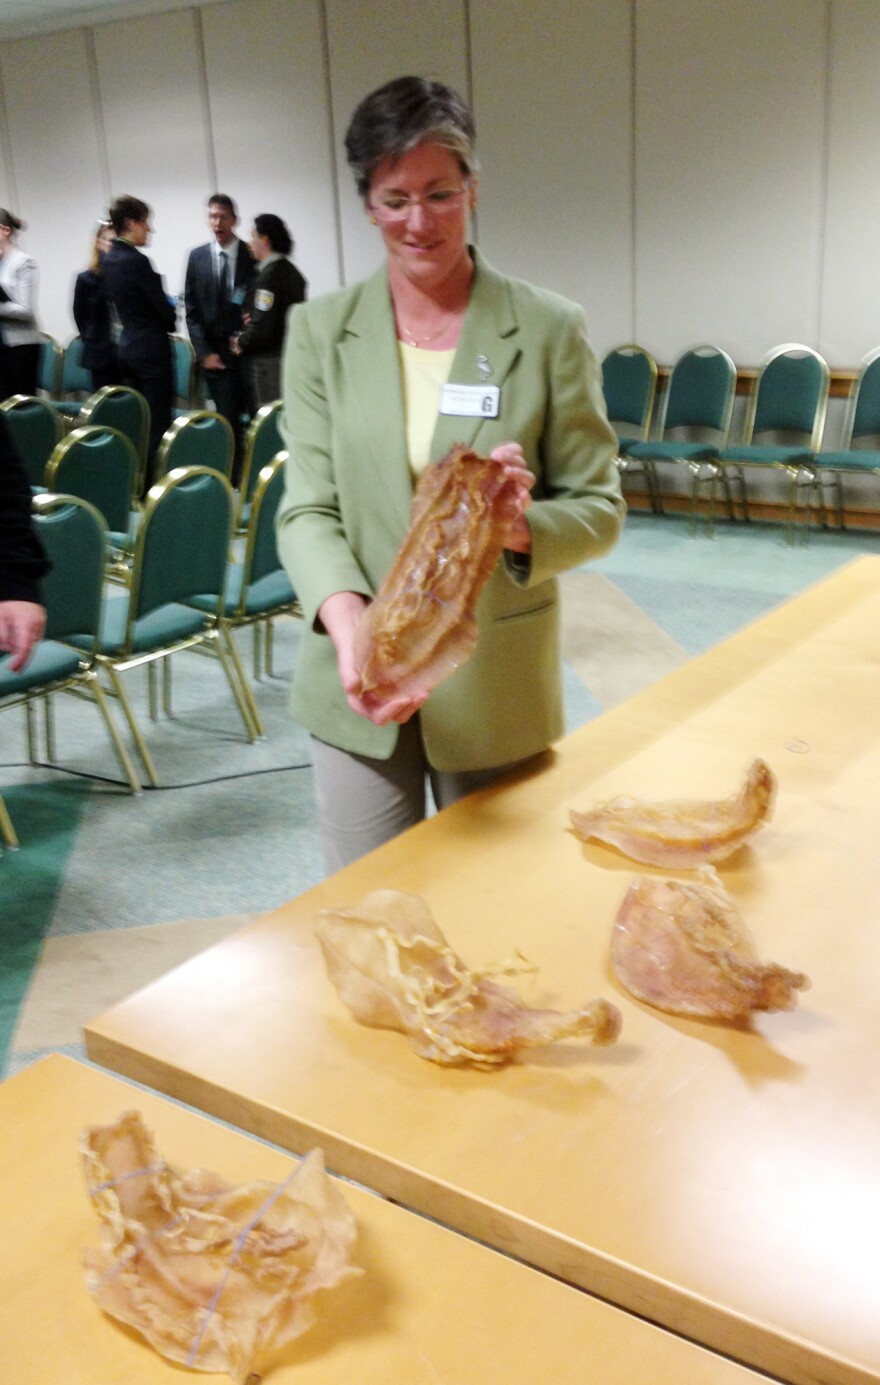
72;271;94;340
508;301;624;590
0;257;38;325
183;251;212;360
236;264;302;356
0;415;49;671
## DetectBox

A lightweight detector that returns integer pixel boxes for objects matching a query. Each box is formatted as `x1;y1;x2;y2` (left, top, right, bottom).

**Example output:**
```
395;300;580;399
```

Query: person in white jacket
0;210;41;397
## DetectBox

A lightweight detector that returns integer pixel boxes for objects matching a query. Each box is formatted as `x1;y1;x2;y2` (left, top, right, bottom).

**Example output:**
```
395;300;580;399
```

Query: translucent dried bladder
316;889;621;1069
80;1111;359;1384
612;866;809;1019
354;444;523;700
570;759;776;868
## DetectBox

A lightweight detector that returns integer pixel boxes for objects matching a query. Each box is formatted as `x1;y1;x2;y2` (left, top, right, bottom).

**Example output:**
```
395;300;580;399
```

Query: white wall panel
324;0;469;285
0;30;106;343
635;0;827;365
470;0;633;355
820;0;880;365
202;0;339;298
95;8;213;303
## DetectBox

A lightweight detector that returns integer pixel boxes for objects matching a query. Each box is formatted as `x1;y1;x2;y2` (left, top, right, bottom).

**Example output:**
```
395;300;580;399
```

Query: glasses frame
368;182;472;224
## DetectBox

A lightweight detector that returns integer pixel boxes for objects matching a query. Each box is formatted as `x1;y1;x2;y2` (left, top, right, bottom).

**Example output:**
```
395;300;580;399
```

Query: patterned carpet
4;511;880;1077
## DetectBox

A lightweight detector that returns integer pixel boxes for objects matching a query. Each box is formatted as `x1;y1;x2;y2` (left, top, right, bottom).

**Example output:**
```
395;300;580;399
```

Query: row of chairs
603;342;880;533
1;387;283;538
38;332;198;414
0;453;300;848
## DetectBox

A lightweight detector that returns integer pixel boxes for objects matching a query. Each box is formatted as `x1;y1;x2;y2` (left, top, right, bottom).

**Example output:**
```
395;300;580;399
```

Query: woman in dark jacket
232;214;306;408
72;220;120;391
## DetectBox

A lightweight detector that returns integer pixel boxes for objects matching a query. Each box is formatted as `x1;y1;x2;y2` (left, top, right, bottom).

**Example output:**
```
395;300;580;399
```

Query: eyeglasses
369;185;471;223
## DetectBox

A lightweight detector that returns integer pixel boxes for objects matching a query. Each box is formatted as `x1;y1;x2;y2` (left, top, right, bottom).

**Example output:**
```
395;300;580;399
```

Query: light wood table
1;1055;767;1385
87;555;880;1385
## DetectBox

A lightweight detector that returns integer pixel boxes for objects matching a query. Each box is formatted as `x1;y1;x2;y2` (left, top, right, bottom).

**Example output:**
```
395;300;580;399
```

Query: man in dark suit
103;195;176;492
184;193;255;483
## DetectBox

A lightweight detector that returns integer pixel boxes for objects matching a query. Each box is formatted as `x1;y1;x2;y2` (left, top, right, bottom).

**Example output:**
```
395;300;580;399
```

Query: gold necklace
397;315;457;347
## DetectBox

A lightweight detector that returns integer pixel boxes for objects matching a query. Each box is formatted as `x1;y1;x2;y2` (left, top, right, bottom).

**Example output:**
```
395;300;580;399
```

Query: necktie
217;250;228;303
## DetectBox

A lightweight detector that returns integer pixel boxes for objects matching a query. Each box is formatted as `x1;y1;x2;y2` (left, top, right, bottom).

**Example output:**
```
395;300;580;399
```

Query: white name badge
439;383;500;418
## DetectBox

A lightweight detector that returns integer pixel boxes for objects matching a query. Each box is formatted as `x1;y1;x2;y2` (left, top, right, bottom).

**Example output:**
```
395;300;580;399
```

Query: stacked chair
788;346;880;530
46;426;140;553
155;411;234;482
601;345;659;512
186;453;299;736
0;395;64;487
236;400;283;529
712;344;830;539
64;466;258;788
619;345;738;535
0;492;141;847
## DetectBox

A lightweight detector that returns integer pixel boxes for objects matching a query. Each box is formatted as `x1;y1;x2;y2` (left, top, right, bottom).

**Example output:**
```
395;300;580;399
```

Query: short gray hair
344;75;477;201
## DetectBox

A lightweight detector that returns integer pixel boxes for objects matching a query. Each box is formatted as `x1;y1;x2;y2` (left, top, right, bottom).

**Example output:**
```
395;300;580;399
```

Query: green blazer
276;249;624;772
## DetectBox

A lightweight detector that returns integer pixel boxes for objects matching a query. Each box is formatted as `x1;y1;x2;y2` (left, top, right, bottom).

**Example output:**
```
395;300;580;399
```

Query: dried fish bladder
570;758;776;868
612;866;809;1020
316;889;621;1069
354;444;523;701
80;1111;359;1384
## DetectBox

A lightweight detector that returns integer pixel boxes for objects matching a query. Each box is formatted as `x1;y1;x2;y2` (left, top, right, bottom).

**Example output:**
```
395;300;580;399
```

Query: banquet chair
79;385;150;495
714;344;830;533
0;493;140;840
170;334;199;410
52;336;95;419
789;346;880;529
37;333;62;398
186;453;299;736
237;400;282;528
155;410;234;482
66;466;257;787
621;345;738;535
0;394;64;486
45;425;140;553
601;345;660;512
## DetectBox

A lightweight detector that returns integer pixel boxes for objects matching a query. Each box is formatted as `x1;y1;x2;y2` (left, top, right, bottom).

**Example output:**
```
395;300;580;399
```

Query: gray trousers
310;718;528;875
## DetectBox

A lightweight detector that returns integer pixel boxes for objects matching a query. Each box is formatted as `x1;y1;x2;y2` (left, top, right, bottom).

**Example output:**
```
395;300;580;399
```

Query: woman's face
367;141;475;292
0;223;12;252
249;227;271;262
97;226;115;257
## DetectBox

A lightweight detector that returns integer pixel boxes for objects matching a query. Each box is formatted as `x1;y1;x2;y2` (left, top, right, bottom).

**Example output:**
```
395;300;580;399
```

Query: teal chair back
246;453;288;585
32;493;107;641
59;337;94;397
45;426;138;535
601;345;657;438
747;344;829;446
132;467;233;622
155;411;234;480
170;334;197;408
80;385;150;487
845;347;880;446
37;334;62;397
0;394;64;485
663;345;736;437
240;402;283;504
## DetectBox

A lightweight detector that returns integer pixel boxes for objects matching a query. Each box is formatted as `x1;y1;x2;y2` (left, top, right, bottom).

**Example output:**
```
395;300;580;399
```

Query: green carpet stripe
0;781;91;1061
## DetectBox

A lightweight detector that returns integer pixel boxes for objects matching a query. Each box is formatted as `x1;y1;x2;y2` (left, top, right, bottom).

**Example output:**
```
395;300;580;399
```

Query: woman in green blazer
277;75;625;872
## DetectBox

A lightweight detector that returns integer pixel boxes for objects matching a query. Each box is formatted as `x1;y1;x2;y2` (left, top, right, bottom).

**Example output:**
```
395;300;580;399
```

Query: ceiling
0;0;206;40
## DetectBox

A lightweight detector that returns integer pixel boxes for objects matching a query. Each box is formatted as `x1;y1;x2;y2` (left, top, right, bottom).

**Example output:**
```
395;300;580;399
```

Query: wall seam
85;26;112;207
815;0;833;353
463;0;477;247
629;0;638;344
193;3;217;193
0;58;18;212
318;0;344;287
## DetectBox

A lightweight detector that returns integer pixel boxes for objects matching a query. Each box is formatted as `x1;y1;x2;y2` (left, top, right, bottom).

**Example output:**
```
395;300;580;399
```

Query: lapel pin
476;353;493;379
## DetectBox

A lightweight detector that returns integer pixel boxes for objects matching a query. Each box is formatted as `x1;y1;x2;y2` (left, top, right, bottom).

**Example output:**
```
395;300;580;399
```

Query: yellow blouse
397;342;456;476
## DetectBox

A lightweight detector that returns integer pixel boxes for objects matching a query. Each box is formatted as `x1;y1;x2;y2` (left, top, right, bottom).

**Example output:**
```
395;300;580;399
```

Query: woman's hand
318;590;428;726
490;442;534;554
0;599;46;672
